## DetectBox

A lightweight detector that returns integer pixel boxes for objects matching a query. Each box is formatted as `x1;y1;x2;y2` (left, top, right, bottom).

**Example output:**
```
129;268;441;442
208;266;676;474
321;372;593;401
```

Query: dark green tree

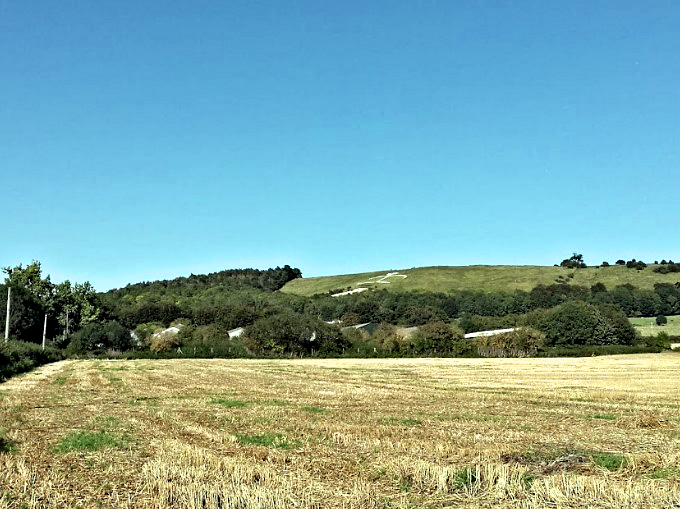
560;253;586;269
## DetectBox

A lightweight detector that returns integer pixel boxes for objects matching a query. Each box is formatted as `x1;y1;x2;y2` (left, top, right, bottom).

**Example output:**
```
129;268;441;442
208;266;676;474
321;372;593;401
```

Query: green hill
281;265;680;297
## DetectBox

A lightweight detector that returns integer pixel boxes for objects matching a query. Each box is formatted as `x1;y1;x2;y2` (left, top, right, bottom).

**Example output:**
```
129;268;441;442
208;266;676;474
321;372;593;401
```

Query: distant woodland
2;258;676;380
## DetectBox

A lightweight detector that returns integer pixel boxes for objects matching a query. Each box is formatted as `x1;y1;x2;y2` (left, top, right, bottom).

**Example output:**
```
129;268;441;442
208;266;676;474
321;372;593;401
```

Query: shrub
371;323;406;355
528;301;636;347
149;330;182;353
642;331;671;350
68;320;132;354
457;313;519;333
656;314;668;326
560;253;586;269
244;312;349;357
133;322;164;347
409;321;464;354
475;327;546;357
0;340;64;381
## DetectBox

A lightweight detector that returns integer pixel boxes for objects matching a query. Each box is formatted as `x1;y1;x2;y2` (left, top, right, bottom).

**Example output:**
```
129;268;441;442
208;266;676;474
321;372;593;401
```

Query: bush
528;301;636;347
409;321;465;354
539;345;661;357
0;340;64;381
244;312;349;357
457;313;519;333
475;327;546;357
654;263;680;274
560;253;586;269
133;322;164;347
656;314;668;326
149;330;182;353
68;320;132;354
642;332;671;350
371;323;406;355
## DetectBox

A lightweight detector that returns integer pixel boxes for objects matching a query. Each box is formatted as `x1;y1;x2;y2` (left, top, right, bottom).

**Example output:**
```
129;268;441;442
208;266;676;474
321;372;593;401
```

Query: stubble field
1;354;680;508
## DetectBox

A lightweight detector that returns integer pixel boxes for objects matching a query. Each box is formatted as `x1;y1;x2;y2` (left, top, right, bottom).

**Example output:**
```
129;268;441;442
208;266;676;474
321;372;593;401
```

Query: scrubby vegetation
0;340;64;381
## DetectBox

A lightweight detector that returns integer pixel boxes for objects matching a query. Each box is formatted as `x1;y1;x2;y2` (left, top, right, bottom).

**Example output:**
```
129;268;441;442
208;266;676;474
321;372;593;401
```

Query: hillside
281;265;680;296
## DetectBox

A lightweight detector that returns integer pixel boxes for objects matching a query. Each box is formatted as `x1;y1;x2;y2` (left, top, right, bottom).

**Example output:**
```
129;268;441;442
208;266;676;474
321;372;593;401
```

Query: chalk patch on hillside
358;272;408;286
331;272;408;297
331;288;369;297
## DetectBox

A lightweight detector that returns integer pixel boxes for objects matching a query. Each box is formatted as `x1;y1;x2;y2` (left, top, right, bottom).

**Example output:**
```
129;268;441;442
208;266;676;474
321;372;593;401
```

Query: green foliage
244;312;349;356
1;262;107;345
0;285;44;343
67;320;131;354
590;452;627;471
656;314;668;326
149;330;182;353
457;313;519;333
539;344;661;357
409;321;464;354
133;322;164;346
654;262;680;274
475;327;546;357
528;301;636;347
301;405;328;414
235;433;300;449
642;331;671;350
454;467;478;488
0;428;17;454
370;323;405;355
560;253;587;269
53;431;130;453
0;341;64;381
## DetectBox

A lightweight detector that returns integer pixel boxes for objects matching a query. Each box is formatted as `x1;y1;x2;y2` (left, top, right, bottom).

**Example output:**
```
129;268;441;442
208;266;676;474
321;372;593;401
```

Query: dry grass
1;354;680;508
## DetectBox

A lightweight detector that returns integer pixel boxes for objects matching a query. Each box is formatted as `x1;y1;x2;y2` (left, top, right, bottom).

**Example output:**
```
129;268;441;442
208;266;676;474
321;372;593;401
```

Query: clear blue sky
2;1;679;290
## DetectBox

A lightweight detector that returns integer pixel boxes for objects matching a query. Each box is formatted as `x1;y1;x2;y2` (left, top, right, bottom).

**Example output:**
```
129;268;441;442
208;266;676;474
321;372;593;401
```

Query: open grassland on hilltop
631;315;680;337
2;355;680;508
281;265;680;296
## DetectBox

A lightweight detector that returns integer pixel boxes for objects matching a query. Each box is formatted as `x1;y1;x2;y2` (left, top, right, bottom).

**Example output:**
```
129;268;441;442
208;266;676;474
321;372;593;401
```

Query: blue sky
1;1;679;290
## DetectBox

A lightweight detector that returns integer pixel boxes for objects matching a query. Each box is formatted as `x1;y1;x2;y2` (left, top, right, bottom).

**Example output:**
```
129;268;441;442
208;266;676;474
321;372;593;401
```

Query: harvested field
1;354;680;508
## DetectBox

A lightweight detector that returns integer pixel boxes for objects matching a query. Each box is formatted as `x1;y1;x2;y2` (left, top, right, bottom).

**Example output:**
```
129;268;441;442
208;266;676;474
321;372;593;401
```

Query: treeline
300;282;680;327
107;280;680;337
1;260;676;375
140;300;658;361
106;265;302;299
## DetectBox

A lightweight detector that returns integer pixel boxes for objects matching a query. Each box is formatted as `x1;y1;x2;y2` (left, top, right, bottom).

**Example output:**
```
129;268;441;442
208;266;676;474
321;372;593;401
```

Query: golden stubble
0;354;679;508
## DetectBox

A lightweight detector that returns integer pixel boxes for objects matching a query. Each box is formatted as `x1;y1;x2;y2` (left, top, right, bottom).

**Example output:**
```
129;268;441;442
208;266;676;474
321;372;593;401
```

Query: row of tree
1;262;106;345
1;260;674;360
560;253;677;270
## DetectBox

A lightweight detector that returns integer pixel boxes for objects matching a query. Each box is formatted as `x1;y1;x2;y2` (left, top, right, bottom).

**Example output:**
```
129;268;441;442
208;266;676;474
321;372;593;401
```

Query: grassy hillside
631;315;680;337
282;265;680;296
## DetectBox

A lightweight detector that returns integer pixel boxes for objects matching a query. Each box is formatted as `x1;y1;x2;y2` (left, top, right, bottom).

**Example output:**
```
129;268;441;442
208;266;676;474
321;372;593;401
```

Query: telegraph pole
42;313;48;350
4;286;10;341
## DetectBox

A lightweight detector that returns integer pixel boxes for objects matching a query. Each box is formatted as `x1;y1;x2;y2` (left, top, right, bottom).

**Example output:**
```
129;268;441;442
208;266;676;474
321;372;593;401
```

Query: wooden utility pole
4;286;10;341
42;313;48;350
